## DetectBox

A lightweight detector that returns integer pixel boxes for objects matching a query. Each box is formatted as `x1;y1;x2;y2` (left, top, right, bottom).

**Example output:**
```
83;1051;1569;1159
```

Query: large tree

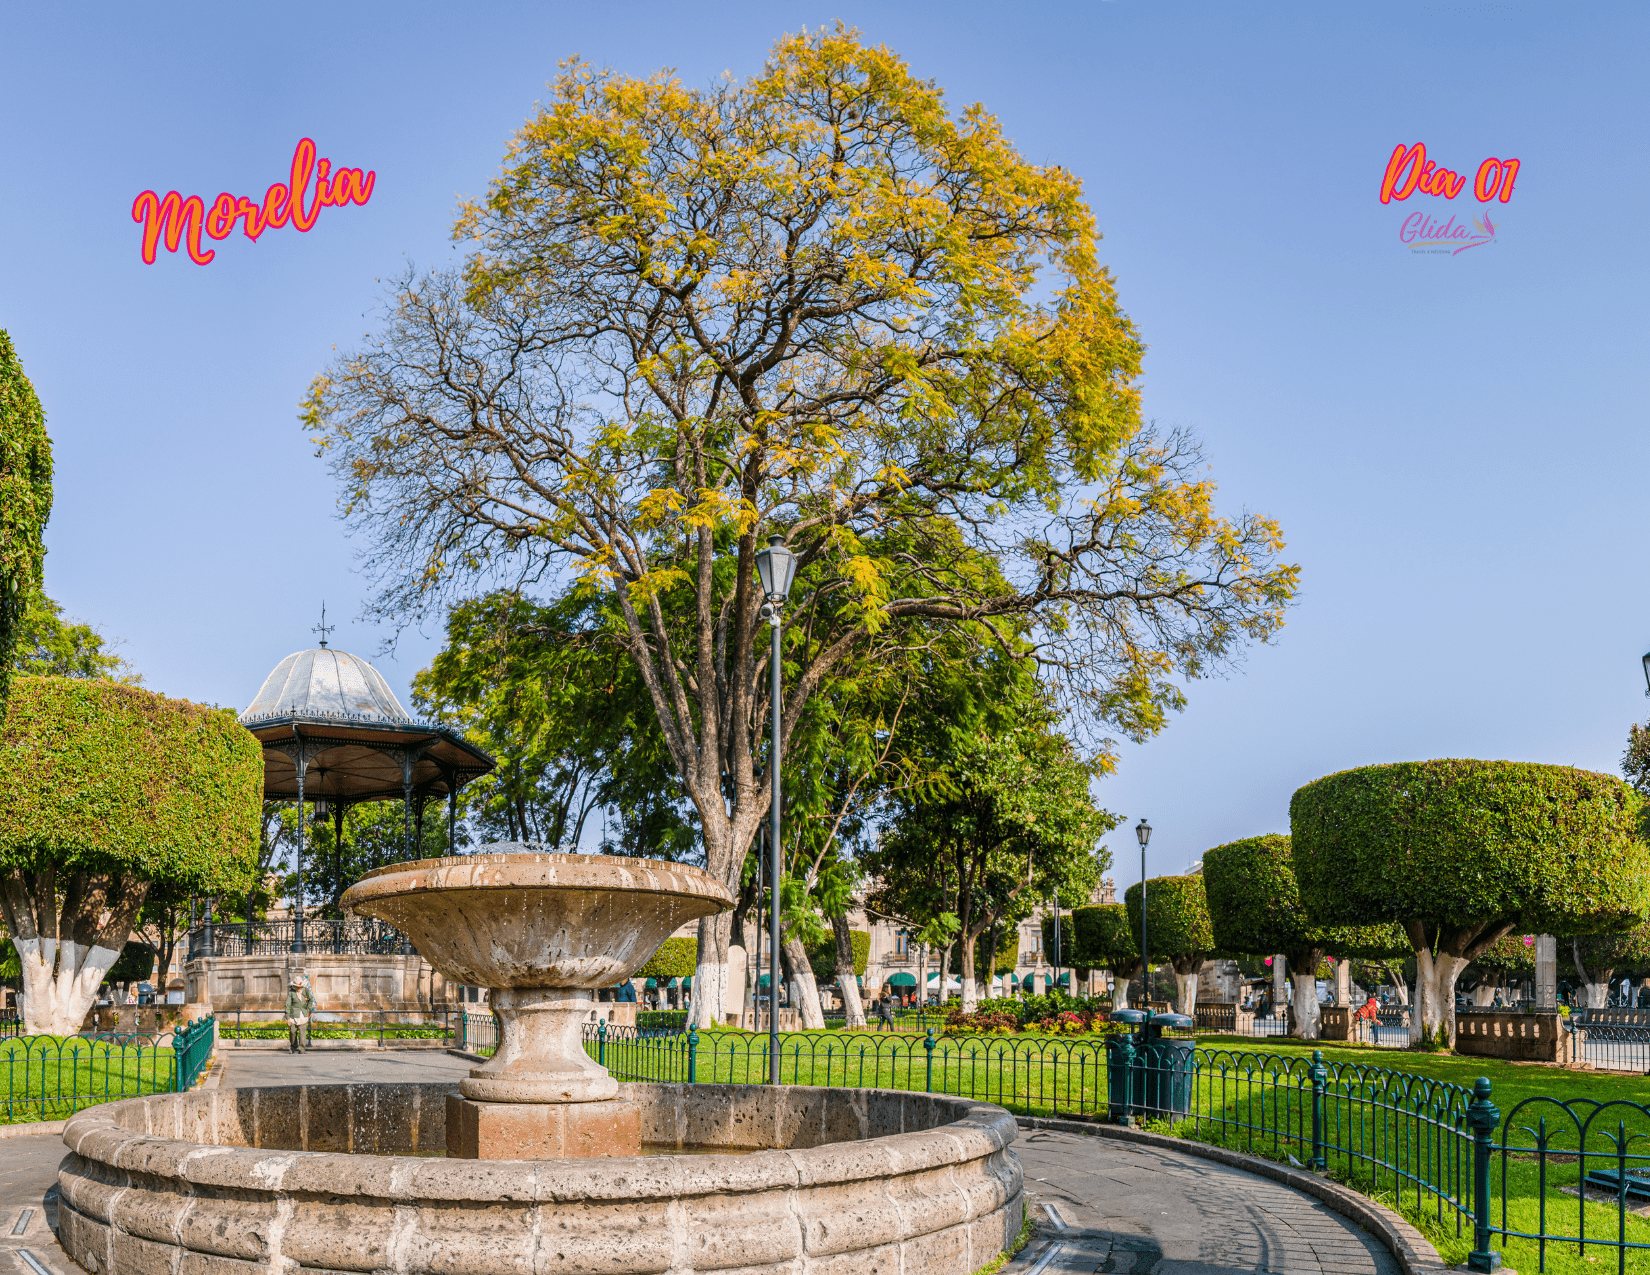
1203;834;1406;1040
1291;760;1649;1044
0;331;53;714
869;702;1110;1013
0;678;263;1034
303;29;1299;1024
1566;924;1650;1010
1124;875;1213;1014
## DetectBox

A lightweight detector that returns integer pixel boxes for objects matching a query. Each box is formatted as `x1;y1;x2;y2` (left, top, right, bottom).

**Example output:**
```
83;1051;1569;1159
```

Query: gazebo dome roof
238;645;494;804
241;647;411;726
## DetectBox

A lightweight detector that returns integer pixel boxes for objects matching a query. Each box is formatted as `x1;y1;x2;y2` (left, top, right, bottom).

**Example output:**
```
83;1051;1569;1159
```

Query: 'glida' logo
1380;143;1518;255
131;138;375;267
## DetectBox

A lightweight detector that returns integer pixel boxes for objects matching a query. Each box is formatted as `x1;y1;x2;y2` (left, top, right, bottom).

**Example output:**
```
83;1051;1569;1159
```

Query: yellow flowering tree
304;27;1300;1025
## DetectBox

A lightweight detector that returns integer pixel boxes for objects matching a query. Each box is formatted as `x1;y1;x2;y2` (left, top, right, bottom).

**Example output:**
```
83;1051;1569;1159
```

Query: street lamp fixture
1641;648;1650;696
755;534;797;1083
1135;818;1151;1011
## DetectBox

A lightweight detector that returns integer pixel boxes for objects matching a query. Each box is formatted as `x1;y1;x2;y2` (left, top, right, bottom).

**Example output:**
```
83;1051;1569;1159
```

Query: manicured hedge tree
992;926;1019;976
1124;875;1213;1014
638;936;697;980
1203;835;1406;1040
1292;760;1649;1045
1566;923;1650;1009
0;677;263;1035
1069;904;1142;1009
804;929;870;979
0;331;53;713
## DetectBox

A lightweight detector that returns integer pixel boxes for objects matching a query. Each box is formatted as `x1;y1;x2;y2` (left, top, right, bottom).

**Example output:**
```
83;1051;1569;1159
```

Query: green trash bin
1137;1012;1196;1117
1105;1009;1147;1120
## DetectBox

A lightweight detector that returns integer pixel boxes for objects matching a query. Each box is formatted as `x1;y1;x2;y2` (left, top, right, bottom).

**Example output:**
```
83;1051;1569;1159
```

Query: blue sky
1;2;1645;878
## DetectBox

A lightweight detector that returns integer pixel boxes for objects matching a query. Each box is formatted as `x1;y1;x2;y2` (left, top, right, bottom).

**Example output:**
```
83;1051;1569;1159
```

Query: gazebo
237;636;495;954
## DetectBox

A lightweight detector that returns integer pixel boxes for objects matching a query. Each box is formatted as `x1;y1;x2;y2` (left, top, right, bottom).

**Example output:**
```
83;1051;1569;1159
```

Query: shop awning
887;972;917;986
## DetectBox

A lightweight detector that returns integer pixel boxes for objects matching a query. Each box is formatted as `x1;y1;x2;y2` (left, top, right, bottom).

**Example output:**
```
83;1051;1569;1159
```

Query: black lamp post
1642;648;1650;696
755;533;797;1085
1135;818;1151;1008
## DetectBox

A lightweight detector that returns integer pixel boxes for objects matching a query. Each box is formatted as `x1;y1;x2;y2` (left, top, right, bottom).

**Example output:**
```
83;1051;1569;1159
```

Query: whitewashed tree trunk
688;912;731;1029
830;915;866;1028
959;933;981;1013
1291;972;1322;1040
1410;947;1470;1045
1174;970;1199;1017
781;935;826;1028
726;945;748;1023
1111;973;1130;1011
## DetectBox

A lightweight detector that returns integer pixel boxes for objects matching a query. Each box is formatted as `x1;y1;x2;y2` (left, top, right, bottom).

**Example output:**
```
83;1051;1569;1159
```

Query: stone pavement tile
0;1133;74;1275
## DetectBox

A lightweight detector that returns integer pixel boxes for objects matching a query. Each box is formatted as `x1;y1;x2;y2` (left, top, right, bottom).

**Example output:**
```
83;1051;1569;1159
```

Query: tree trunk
1571;939;1612;1010
3;870;149;1037
1169;956;1203;1016
778;934;826;1029
688;911;732;1029
1290;971;1322;1040
1384;962;1410;1006
1411;946;1470;1045
831;913;865;1028
936;943;951;1006
959;931;980;1013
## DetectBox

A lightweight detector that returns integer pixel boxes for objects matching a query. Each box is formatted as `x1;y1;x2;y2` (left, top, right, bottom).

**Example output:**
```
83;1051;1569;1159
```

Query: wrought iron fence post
172;1020;189;1092
1466;1076;1502;1272
1119;1034;1135;1125
1308;1049;1328;1171
598;1019;607;1068
924;1029;936;1092
687;1025;698;1083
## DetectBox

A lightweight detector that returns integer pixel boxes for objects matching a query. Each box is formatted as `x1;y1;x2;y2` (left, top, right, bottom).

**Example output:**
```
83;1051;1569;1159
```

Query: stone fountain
340;850;729;1158
52;849;1023;1275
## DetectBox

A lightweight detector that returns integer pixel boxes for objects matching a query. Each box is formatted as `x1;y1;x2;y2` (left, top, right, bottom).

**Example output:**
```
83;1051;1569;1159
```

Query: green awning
681;976;691;988
887;972;917;986
645;978;657;988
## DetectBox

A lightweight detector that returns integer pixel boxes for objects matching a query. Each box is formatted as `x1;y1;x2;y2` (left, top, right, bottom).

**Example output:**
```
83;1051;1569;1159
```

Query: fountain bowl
343;850;731;1113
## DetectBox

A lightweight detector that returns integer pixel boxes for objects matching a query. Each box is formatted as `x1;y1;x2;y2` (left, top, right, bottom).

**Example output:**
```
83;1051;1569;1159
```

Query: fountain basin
56;1082;1023;1275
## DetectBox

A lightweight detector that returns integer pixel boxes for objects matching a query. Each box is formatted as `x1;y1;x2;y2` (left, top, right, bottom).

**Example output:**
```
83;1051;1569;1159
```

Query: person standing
285;975;314;1053
876;992;896;1032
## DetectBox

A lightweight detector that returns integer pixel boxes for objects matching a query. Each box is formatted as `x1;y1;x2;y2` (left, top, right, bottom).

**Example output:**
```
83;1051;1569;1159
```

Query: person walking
284;975;314;1053
876;992;896;1032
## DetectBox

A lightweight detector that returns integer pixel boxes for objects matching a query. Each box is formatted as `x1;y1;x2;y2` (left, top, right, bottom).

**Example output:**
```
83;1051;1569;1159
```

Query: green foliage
0;331;52;714
1203;834;1407;966
638;936;697;980
1567;924;1650;979
413;589;695;858
1291;761;1650;936
1124;876;1213;963
992;927;1019;975
0;677;262;892
107;941;156;985
1069;903;1140;979
11;594;138;682
805;929;869;979
1473;935;1537;975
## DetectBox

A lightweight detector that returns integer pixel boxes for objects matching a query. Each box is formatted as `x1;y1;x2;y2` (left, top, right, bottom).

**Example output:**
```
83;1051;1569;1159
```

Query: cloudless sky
2;2;1645;878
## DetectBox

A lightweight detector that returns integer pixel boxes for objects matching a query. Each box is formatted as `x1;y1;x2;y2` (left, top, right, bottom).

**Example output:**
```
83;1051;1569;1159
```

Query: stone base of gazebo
185;950;459;1020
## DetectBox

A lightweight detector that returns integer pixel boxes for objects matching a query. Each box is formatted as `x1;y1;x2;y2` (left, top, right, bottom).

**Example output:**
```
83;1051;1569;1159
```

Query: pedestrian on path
876;993;896;1032
285;975;313;1053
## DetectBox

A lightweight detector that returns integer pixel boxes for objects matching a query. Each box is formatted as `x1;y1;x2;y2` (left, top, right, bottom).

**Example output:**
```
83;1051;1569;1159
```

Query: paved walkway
1012;1127;1400;1275
4;1058;1400;1275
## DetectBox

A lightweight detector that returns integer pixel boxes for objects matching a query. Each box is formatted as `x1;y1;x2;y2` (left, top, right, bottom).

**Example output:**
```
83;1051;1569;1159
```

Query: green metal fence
2;1015;216;1122
584;1021;1650;1274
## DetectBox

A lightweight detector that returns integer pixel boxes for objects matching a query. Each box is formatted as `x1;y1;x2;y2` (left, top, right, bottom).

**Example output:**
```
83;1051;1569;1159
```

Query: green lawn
1;1034;178;1122
595;1026;1650;1275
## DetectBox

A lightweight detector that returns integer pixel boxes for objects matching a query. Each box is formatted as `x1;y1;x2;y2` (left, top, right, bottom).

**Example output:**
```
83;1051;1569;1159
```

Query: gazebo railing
187;918;413;960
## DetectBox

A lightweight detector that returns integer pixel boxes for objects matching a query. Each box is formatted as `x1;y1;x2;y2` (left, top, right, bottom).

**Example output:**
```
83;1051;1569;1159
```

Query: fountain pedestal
341;849;731;1160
